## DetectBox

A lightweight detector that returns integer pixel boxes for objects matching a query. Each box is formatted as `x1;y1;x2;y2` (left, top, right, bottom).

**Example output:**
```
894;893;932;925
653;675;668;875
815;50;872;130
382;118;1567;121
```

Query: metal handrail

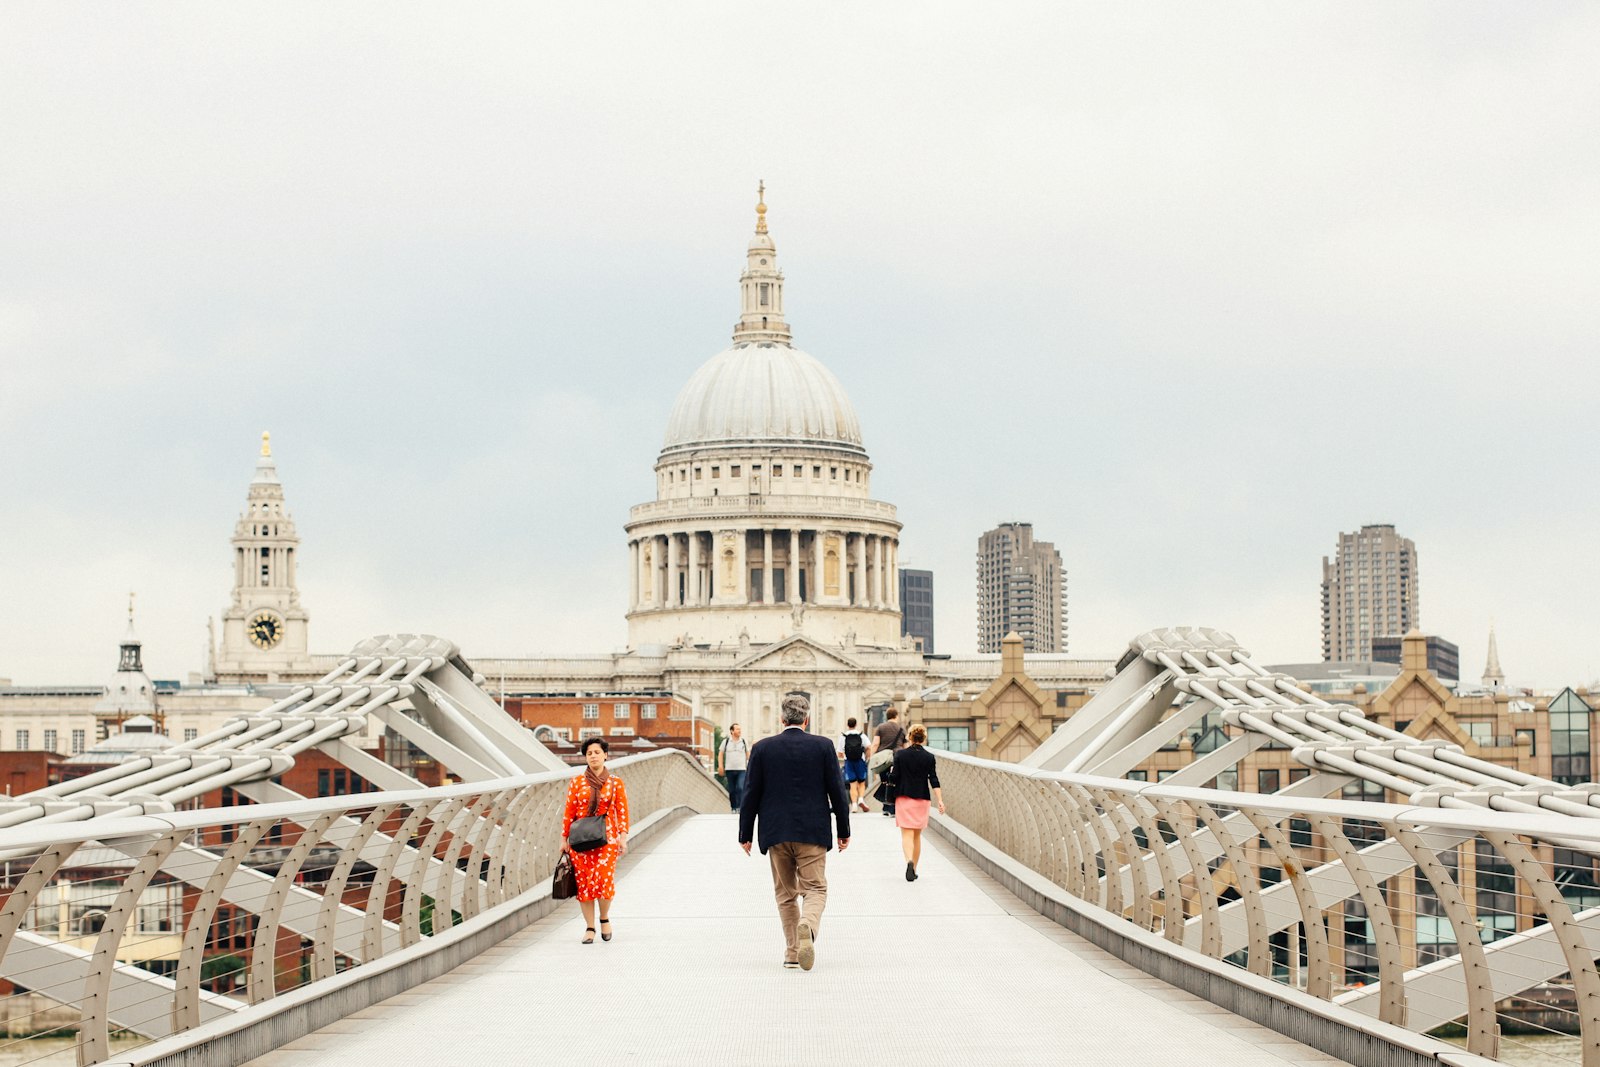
934;748;1600;1065
0;749;726;1067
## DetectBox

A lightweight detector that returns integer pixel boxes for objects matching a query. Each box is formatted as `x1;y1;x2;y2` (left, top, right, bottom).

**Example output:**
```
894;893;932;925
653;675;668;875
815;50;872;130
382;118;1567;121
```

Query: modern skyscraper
1320;523;1419;663
899;568;935;653
976;522;1066;654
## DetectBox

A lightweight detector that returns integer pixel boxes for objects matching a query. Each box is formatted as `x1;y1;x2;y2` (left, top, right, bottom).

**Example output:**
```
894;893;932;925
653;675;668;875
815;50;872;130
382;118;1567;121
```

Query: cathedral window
773;465;782;477
830;467;837;479
711;466;720;478
731;465;741;477
794;465;802;477
759;283;770;306
695;467;702;479
812;466;821;478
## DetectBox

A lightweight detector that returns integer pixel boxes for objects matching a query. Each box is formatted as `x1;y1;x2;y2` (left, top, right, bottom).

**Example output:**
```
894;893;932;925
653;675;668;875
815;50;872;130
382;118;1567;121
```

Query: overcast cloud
2;3;1596;689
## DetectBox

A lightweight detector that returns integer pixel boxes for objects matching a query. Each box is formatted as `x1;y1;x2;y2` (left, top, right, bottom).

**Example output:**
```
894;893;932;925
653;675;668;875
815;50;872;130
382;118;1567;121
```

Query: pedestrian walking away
559;737;631;943
718;723;750;812
737;694;851;971
868;708;907;817
889;724;944;881
837;717;870;813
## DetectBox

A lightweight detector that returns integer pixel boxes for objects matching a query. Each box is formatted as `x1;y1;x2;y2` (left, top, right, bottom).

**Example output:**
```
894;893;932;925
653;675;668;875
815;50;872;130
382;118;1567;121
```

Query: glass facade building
898;568;935;653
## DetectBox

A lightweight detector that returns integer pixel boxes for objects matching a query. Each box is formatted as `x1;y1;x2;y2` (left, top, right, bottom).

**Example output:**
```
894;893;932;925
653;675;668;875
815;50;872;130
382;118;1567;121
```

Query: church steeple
1482;623;1505;689
216;432;312;681
732;181;792;344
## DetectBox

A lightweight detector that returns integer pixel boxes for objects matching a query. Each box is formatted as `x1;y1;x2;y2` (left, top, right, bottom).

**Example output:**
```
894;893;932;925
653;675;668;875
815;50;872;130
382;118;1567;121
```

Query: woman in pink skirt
890;724;945;881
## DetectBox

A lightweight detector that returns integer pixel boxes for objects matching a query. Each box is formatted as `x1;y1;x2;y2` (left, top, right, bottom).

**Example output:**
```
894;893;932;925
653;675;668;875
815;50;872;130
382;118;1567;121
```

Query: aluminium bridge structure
0;630;1596;1065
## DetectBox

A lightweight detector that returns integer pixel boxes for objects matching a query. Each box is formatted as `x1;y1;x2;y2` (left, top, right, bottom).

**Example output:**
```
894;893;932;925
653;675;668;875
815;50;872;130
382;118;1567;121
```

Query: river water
0;1038;139;1065
1442;1034;1577;1066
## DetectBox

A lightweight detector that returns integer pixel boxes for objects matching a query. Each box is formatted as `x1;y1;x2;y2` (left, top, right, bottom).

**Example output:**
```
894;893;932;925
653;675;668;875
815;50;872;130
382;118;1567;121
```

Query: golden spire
755;180;768;234
261;431;272;457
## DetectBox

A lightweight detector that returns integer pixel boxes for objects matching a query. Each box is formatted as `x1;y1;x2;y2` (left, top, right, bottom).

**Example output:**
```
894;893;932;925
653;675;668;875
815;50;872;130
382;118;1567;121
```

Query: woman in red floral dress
561;737;630;943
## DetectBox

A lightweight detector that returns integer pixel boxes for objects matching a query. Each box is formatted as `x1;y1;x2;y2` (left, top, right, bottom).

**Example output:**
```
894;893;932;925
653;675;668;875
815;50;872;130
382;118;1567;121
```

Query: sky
2;4;1596;690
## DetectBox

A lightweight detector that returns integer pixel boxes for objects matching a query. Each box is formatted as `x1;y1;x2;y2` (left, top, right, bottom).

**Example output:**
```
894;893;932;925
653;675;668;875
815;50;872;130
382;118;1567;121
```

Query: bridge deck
243;814;1350;1066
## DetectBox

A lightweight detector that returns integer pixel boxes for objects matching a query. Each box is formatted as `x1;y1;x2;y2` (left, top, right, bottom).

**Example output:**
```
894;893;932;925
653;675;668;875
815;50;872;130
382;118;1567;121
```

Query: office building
1371;633;1458;683
899;568;935;653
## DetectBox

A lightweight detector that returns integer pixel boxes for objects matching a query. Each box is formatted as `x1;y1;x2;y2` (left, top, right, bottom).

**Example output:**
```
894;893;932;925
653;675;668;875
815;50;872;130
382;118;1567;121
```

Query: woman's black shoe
600;919;613;942
905;862;917;882
581;927;595;944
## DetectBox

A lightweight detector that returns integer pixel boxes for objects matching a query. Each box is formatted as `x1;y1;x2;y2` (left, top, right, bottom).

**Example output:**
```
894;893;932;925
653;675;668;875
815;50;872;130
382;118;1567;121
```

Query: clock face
248;612;283;650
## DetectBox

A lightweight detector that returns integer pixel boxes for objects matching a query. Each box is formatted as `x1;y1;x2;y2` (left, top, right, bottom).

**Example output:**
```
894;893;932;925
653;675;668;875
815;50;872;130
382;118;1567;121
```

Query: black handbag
567;779;608;853
552;851;578;900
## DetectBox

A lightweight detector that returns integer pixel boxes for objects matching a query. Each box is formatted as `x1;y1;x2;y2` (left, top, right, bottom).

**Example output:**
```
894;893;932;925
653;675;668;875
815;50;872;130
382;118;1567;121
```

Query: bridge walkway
241;814;1351;1066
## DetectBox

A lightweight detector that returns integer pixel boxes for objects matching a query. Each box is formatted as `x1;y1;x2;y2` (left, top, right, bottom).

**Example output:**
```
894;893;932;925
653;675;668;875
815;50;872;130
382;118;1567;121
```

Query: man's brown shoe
797;922;815;971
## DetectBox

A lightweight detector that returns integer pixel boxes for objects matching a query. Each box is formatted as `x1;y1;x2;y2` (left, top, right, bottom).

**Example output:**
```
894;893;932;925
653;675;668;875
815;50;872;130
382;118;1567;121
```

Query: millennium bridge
1;629;1596;1066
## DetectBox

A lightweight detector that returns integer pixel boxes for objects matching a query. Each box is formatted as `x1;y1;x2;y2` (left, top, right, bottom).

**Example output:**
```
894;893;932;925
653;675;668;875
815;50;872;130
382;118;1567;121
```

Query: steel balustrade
0;749;724;1067
937;750;1600;1065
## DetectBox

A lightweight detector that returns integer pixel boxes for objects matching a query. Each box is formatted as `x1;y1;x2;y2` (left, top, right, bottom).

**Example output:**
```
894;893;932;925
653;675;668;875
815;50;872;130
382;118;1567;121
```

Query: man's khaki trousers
768;841;828;963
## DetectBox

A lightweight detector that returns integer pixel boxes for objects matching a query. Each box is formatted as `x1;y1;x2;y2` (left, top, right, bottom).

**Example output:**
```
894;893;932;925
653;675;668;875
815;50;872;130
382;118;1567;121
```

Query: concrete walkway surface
241;813;1351;1066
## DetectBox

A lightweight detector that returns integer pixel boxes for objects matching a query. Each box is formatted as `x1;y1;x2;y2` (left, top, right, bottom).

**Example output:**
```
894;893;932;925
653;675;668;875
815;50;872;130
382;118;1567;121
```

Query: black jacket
738;728;852;854
889;745;941;801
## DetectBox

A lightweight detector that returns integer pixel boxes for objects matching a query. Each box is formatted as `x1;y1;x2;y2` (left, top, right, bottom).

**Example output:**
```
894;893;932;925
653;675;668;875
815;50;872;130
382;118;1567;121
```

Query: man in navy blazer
738;694;851;970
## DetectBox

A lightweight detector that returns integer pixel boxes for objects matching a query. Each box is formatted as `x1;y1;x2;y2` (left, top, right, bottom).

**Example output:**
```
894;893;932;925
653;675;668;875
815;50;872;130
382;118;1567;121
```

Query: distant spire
261;430;272;457
755;180;768;234
1482;623;1505;689
118;592;143;673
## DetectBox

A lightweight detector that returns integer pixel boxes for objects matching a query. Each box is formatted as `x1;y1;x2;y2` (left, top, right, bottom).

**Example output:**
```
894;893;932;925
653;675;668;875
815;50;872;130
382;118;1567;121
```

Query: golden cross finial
755;180;768;234
261;431;272;457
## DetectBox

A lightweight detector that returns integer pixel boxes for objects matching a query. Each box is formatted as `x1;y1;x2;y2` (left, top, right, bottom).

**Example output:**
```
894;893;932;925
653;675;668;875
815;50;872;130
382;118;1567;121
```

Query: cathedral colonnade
627;527;900;613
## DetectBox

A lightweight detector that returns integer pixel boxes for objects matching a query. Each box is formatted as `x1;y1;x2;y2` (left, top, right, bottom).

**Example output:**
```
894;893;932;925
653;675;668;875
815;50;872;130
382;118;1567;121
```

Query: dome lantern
733;181;791;345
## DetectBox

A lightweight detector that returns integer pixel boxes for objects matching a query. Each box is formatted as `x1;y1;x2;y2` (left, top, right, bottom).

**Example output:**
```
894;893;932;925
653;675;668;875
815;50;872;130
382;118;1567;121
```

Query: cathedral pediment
732;634;864;672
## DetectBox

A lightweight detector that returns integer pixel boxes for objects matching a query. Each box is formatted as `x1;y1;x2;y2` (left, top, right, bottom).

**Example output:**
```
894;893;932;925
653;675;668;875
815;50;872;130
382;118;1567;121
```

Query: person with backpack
837;717;870;813
717;723;750;813
867;708;907;817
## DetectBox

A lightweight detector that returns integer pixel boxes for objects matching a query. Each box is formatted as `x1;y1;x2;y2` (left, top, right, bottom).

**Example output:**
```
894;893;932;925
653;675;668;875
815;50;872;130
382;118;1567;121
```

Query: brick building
504;694;711;764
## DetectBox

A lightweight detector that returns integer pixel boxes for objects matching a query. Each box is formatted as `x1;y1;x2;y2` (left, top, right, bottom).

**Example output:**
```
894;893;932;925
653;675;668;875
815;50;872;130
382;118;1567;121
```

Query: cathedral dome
661;342;864;458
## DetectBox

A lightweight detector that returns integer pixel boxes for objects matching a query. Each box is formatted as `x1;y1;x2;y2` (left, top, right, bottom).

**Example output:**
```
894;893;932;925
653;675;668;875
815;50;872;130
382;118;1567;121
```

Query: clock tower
215;432;312;681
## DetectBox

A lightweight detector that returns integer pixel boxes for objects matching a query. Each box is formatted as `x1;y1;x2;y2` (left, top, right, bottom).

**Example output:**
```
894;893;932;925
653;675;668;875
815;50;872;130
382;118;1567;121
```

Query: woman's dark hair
582;737;610;755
